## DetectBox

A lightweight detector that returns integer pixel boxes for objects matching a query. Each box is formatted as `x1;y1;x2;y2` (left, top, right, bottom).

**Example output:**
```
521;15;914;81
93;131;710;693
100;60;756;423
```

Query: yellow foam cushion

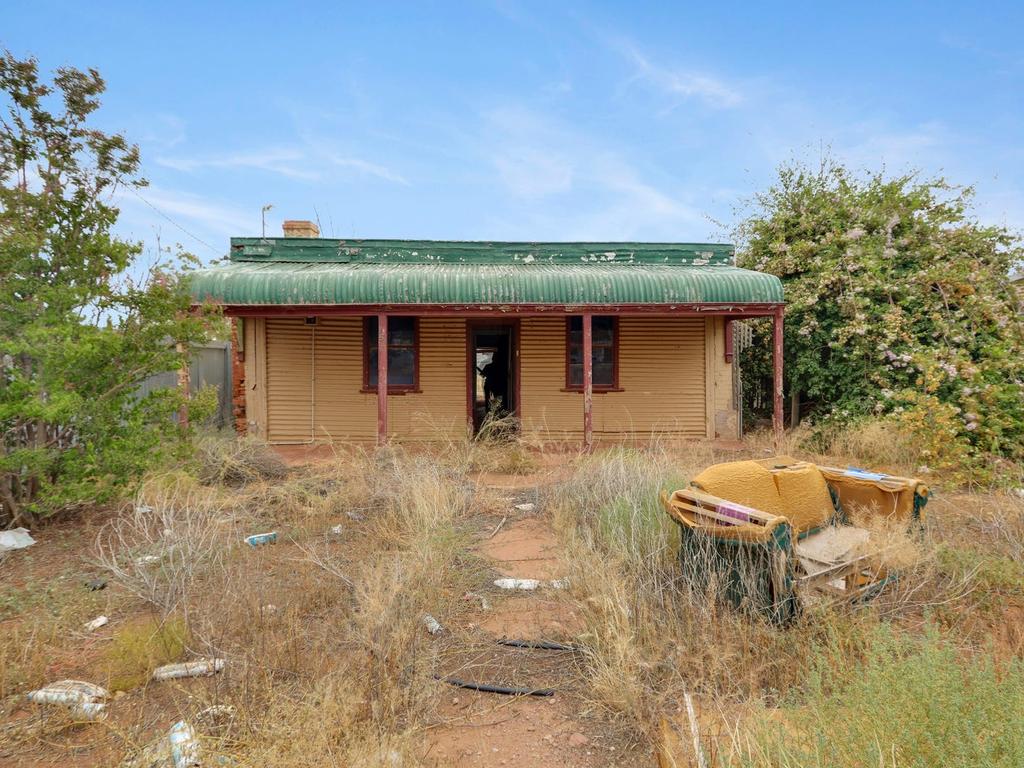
817;469;920;522
771;464;834;534
691;460;786;519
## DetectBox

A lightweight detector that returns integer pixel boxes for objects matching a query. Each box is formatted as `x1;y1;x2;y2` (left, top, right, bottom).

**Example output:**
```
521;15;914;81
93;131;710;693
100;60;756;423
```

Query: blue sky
5;1;1024;264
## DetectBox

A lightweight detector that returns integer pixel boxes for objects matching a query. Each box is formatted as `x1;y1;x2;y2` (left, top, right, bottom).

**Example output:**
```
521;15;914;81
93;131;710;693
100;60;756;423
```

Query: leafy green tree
0;51;210;525
737;159;1024;478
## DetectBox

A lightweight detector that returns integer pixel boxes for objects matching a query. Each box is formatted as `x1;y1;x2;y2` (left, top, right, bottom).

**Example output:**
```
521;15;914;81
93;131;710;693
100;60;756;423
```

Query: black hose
436;676;554;697
496;639;579;652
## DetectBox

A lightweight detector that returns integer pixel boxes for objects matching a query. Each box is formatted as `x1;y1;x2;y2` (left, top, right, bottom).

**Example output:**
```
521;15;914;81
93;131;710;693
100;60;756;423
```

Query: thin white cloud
492;146;573;197
477;105;707;239
620;43;742;109
115;184;255;246
329;155;410;185
155;147;320;181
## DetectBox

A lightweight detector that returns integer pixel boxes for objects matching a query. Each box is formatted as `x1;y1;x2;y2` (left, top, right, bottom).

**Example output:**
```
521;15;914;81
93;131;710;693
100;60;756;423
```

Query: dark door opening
470;325;516;433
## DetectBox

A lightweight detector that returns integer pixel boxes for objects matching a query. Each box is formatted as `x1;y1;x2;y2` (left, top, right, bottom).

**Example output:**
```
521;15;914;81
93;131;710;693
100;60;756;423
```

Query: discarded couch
660;456;929;622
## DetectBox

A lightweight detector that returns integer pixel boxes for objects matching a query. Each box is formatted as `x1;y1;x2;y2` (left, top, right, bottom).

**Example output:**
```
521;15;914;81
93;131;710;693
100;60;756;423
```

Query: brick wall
231;318;246;435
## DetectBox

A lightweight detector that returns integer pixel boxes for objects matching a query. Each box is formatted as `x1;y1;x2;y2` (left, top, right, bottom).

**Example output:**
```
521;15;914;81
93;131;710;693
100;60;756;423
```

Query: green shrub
737;625;1024;767
104;615;189;691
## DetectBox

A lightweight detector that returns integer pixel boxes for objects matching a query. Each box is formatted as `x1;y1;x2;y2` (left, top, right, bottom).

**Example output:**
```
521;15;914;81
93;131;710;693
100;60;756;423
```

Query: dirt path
422;489;642;768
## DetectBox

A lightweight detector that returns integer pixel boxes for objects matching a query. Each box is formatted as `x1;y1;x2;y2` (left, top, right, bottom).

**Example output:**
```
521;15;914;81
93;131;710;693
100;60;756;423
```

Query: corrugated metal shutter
266;318;313;442
606;317;706;436
390;318;466;440
520;316;706;439
313;318;376;441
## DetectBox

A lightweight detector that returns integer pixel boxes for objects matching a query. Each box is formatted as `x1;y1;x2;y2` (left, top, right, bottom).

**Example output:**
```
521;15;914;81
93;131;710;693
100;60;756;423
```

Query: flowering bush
738;160;1024;481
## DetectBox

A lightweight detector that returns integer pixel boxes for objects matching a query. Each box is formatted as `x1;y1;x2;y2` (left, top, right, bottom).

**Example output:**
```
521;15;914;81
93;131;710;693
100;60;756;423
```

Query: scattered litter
27;680;108;720
493;578;568;591
329;524;344;536
136;554;162;566
513;503;535;512
436;675;554;697
345;510;366;522
494;577;541;590
1013;488;1024;499
168;720;201;768
244;531;277;547
463;591;491;610
135;505;154;515
152;659;225;681
125;720;201;768
85;578;107;591
684;691;709;768
0;527;35;553
261;604;278;613
84;615;109;632
423;614;443;635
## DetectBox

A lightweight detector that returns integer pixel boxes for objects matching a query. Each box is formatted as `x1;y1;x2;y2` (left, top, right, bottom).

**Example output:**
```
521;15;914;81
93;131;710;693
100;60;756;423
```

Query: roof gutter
205;302;784;318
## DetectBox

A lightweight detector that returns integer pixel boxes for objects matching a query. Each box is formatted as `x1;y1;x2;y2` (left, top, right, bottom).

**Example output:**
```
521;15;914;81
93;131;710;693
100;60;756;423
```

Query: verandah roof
189;238;784;307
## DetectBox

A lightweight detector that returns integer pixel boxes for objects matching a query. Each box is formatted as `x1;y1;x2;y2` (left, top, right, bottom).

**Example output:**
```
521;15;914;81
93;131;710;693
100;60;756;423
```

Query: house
189;221;786;448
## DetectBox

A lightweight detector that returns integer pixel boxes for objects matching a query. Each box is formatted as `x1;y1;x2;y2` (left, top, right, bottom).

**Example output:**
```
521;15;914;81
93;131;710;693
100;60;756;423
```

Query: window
566;316;618;390
364;317;418;392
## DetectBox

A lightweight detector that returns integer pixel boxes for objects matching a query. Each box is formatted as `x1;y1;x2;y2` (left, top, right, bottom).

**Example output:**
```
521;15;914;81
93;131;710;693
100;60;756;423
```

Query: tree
737;159;1024;479
0;51;210;525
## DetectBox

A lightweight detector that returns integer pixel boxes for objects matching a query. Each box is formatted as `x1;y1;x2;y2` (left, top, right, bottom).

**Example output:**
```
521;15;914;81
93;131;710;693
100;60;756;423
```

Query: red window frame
564;316;620;392
362;316;420;393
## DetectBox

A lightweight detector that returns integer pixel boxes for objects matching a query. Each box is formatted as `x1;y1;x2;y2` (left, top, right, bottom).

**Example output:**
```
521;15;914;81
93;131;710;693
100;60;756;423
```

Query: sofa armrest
662;487;783;529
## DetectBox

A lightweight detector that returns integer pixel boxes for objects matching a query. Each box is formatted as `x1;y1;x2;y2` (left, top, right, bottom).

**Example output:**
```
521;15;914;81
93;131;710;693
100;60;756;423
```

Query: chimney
282;220;320;238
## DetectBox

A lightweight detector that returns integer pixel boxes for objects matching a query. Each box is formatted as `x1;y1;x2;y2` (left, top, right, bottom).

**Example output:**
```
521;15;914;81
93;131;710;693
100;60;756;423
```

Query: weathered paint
224;302;782;318
189;262;784;307
228;237;736;266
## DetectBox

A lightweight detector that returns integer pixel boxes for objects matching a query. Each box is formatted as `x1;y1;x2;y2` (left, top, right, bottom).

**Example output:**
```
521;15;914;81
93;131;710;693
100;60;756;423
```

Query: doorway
468;323;518;434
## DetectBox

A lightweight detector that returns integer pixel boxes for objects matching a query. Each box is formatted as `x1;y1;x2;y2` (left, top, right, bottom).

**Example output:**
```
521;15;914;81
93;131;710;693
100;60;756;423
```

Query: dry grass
95;444;488;766
93;479;233;616
6;433;1023;766
546;440;1024;766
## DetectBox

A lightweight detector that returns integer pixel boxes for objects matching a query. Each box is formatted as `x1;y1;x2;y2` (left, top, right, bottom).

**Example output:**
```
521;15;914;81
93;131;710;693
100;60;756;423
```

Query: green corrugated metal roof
190;260;784;306
229;237;737;266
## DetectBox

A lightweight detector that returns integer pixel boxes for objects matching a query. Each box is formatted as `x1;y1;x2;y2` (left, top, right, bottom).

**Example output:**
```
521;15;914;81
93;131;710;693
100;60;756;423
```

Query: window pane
593;317;615;344
389;318;415;346
568;363;583;387
593;346;614;364
389;348;415;385
568;317;582;332
593;362;614;386
568;346;583;364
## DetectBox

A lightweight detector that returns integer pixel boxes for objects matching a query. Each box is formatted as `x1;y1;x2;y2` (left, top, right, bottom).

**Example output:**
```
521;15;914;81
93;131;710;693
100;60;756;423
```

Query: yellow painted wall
263;317;466;443
518;316;711;441
257;314;736;443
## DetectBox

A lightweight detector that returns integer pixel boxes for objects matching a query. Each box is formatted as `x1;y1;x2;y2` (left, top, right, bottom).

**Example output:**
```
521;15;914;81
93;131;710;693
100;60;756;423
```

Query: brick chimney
282;220;320;238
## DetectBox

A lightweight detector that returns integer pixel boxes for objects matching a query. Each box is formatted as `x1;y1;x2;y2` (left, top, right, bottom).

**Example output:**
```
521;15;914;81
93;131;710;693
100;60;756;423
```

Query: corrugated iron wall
518;316;707;440
263;317;465;443
265;319;314;442
261;315;718;443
